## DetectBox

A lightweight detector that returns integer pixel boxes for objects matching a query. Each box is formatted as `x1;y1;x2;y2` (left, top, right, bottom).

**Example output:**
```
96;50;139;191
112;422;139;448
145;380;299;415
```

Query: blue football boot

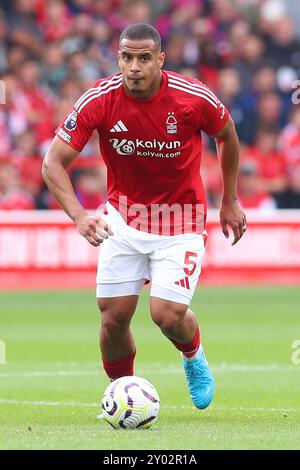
182;346;215;409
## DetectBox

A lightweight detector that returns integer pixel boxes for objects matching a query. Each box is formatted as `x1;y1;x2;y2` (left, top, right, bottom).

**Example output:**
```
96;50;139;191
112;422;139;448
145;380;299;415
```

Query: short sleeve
196;84;230;137
55;85;100;151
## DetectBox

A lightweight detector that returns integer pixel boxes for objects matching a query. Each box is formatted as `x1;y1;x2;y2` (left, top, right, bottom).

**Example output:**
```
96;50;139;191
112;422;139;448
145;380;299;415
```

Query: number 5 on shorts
183;251;198;276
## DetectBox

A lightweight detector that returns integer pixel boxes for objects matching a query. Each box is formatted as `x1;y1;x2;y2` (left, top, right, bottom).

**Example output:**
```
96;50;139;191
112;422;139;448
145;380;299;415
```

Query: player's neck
123;71;163;101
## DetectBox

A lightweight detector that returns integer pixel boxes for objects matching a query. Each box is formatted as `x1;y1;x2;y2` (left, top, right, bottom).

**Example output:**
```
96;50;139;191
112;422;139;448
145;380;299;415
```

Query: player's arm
213;117;247;246
42;136;113;246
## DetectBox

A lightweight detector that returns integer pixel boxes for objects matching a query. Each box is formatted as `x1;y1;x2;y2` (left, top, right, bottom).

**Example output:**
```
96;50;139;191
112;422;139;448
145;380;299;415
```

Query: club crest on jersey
166;112;177;134
64;111;78;132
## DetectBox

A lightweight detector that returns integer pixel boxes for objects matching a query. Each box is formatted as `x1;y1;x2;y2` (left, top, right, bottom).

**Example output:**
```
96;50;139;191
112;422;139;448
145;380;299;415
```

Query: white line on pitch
0;399;97;407
0;399;298;414
0;364;299;378
0;370;99;378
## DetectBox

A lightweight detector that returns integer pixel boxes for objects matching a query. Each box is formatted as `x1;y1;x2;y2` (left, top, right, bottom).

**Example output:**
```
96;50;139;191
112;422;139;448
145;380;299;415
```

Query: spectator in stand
260;9;300;70
197;37;223;90
0;11;8;73
238;160;277;211
8;0;44;58
201;148;222;209
163;32;188;73
256;92;283;132
66;50;99;87
234;33;266;92
229;20;251;63
42;42;67;92
109;0;151;35
279;107;300;173
285;0;300;39
0;71;28;154
283;163;300;209
253;66;277;96
210;0;242;65
242;126;288;208
235;66;278;145
73;167;107;210
36;0;72;42
88;19;119;78
54;79;84;131
16;60;57;152
189;16;218;89
67;0;115;17
13;131;44;205
0;160;35;210
156;0;203;40
5;45;28;75
216;68;249;144
45;164;107;210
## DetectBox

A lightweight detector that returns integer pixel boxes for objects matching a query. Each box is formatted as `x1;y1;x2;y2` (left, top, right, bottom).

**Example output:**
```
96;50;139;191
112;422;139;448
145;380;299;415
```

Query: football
101;376;160;429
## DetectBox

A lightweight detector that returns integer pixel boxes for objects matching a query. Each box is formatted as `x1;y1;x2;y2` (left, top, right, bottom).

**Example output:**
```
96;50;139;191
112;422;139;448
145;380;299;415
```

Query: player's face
118;39;165;99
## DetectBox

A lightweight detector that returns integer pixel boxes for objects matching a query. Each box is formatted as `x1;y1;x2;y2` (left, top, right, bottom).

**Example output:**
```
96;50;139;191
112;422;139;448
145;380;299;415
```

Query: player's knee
98;300;132;339
151;304;186;332
100;315;128;341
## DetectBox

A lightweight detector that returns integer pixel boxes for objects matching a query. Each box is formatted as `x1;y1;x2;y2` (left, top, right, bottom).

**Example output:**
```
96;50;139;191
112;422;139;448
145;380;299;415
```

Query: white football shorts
96;202;206;305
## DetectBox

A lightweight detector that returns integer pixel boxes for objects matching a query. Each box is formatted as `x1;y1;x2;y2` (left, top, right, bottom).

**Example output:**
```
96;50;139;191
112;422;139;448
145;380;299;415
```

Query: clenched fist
75;214;114;247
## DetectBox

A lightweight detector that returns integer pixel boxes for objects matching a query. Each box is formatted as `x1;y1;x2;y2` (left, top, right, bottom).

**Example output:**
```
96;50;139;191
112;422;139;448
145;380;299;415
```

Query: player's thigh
149;234;205;306
97;295;138;324
96;219;148;327
97;234;149;284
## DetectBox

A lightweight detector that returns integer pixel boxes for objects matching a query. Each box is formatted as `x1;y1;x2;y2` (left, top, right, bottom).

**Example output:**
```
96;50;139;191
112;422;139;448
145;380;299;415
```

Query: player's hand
219;199;247;246
75;214;114;247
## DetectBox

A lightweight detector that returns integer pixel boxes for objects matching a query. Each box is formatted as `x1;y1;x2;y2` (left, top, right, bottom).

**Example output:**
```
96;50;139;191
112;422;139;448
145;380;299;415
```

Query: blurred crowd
1;0;300;211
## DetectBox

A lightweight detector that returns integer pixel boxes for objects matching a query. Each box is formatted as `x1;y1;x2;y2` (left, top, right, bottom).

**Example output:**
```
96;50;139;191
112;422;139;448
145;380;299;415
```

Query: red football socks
171;326;200;358
102;351;136;380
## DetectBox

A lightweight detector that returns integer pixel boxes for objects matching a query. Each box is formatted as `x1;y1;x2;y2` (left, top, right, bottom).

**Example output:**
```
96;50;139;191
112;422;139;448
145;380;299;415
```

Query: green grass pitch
0;286;300;450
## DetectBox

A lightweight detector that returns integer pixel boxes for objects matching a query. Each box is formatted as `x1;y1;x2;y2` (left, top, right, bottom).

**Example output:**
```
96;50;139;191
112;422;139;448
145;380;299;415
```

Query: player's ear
117;50;122;69
158;52;165;69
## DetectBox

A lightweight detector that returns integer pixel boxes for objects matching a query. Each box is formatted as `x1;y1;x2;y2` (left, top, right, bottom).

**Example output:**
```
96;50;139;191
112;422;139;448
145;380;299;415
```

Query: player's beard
131;87;144;94
124;73;160;99
128;79;145;94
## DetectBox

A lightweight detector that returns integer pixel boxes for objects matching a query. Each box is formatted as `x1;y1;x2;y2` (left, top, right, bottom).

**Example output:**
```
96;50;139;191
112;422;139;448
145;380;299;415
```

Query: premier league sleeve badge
64;110;78;132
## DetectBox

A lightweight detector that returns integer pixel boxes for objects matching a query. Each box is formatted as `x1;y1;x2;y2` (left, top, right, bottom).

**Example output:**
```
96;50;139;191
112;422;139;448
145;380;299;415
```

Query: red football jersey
56;71;229;235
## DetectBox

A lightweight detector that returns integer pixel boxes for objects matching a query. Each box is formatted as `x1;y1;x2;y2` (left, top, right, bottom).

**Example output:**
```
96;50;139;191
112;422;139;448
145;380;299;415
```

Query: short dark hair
119;23;161;51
